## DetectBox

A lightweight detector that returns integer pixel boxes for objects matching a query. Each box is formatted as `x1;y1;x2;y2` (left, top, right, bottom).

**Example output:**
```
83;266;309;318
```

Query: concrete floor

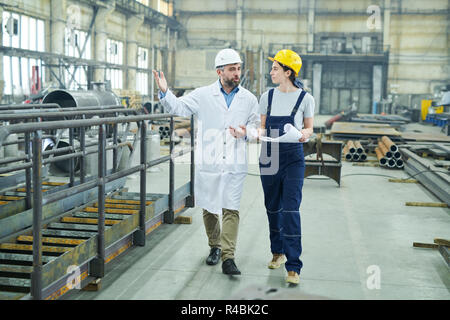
62;116;450;300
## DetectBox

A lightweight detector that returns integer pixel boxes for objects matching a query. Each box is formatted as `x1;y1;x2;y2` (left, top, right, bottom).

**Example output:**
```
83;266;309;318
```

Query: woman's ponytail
280;63;303;89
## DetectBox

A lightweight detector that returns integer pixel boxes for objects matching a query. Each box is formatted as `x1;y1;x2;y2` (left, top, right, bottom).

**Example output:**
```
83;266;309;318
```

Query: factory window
64;65;88;90
137;47;149;95
136;0;150;6
106;39;123;65
136;72;149;95
157;0;173;16
138;47;148;69
106;39;123;89
64;28;91;90
136;0;172;15
2;11;45;100
106;69;123;90
3;55;44;97
2;11;45;51
65;28;91;59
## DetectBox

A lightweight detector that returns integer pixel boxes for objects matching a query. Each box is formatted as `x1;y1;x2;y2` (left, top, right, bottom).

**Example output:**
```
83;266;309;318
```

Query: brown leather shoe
268;254;286;269
286;271;300;284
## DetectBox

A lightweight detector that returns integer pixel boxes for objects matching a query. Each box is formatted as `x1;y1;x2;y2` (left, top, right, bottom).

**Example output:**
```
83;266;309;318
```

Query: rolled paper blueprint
259;123;303;143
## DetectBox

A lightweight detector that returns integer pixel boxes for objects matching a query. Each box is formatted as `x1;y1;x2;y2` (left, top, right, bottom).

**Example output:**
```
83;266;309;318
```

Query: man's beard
223;77;240;89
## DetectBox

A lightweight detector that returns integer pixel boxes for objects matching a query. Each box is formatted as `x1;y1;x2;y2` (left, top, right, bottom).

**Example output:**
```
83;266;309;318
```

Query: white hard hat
215;48;242;68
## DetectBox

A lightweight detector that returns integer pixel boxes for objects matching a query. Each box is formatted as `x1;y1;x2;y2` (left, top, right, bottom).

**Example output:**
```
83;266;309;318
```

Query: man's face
218;63;241;88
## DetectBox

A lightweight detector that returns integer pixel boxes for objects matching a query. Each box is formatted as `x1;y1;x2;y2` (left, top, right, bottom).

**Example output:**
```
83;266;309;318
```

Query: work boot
268;254;286;269
206;247;221;265
286;271;300;285
222;259;241;275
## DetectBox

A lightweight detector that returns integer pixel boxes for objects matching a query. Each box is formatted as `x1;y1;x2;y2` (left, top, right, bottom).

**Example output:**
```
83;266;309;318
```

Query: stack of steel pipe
354;140;367;161
158;126;171;139
158;124;191;140
343;140;367;162
376;136;403;169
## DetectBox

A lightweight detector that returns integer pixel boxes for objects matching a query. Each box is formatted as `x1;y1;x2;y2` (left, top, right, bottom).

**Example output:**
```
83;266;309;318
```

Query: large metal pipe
375;147;387;166
354;140;364;154
381;135;398;153
342;144;353;161
396;159;404;169
378;140;393;158
346;140;356;154
42;89;121;109
174;128;191;139
387;158;396;168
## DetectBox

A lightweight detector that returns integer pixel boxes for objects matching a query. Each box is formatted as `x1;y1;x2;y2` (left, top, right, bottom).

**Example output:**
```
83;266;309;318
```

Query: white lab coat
159;80;260;215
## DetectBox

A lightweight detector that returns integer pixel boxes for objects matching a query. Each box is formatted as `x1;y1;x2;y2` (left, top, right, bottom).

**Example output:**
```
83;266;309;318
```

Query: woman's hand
299;128;312;142
257;128;266;138
299;118;314;142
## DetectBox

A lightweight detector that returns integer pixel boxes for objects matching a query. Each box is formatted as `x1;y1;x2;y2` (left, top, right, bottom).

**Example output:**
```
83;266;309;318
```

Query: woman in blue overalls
258;49;314;285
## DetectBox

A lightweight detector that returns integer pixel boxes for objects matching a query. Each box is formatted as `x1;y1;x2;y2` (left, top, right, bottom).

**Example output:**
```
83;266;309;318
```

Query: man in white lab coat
153;48;260;275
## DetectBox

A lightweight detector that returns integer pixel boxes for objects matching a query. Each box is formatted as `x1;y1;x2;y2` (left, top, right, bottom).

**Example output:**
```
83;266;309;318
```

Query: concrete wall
388;13;449;94
175;0;449;98
174;49;218;88
1;0;449;102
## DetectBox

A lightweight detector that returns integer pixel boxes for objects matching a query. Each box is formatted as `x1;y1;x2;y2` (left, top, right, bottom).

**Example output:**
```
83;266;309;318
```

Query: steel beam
438;245;449;267
401;148;450;206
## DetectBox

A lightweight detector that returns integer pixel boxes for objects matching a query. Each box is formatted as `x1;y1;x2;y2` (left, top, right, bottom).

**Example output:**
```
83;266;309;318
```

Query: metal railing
0;110;195;299
0;106;141;208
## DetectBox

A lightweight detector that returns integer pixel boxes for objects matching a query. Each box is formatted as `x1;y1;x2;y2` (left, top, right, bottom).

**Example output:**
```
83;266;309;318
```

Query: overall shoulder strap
267;88;275;116
291;90;307;117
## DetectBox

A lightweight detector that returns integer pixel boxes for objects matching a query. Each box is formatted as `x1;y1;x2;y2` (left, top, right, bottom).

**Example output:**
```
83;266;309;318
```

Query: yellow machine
421;99;444;121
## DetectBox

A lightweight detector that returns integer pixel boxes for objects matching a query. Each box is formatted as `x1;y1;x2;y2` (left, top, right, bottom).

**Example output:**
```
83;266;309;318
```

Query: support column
94;2;115;83
313;63;322;114
160;26;169;87
150;26;156;111
126;14;144;91
383;0;391;50
236;0;243;50
373;65;383;108
169;30;177;88
50;0;66;87
51;0;66;55
307;0;315;52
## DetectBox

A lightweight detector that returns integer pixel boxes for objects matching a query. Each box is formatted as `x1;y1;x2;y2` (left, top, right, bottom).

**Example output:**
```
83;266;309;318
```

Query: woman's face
270;61;290;84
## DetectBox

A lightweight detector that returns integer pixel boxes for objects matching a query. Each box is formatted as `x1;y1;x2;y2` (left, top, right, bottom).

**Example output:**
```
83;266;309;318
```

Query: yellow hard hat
268;49;302;76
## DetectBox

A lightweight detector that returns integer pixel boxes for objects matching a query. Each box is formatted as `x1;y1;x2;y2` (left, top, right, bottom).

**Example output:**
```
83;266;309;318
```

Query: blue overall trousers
259;88;306;274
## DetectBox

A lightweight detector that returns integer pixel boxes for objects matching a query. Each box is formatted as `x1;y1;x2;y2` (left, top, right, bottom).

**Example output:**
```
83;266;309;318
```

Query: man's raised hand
152;70;168;93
